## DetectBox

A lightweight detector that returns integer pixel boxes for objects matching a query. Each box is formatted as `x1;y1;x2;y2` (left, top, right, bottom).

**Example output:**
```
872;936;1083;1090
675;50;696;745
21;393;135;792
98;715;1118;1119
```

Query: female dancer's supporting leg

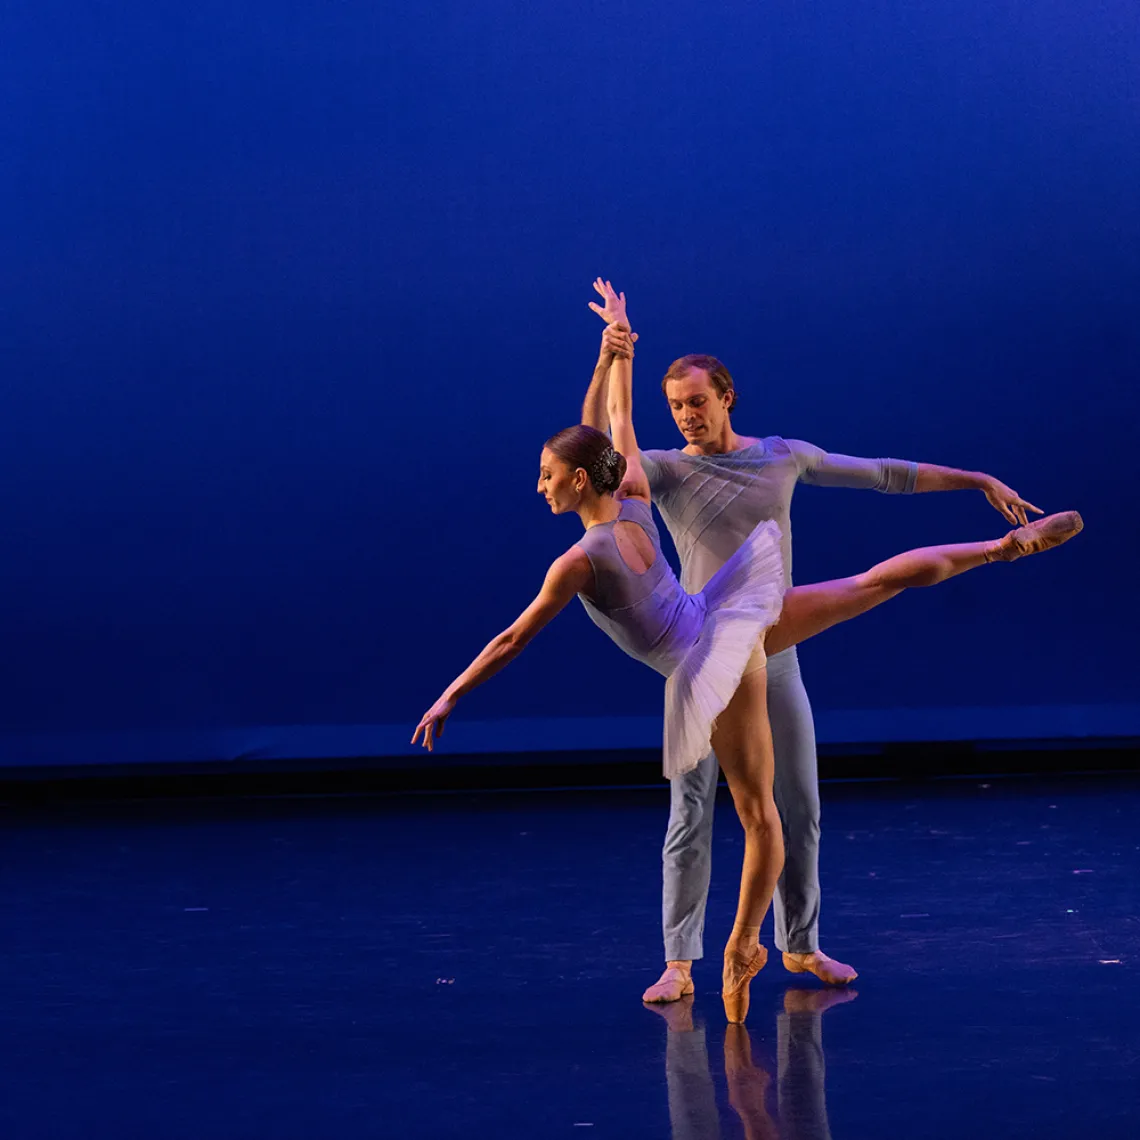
709;671;782;1023
710;511;1082;1021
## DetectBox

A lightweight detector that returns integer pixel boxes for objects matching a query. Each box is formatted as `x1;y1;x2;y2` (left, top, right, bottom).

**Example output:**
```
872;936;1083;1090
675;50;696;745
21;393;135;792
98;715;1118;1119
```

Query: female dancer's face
538;448;586;514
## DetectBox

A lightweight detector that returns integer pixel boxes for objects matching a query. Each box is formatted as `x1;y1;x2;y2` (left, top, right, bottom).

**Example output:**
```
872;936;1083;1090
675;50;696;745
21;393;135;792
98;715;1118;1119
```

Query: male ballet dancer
582;283;1042;997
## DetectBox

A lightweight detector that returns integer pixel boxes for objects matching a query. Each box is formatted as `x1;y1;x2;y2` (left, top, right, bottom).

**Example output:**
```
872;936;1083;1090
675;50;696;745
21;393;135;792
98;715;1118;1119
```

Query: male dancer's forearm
912;462;1040;526
913;463;987;493
582;352;612;432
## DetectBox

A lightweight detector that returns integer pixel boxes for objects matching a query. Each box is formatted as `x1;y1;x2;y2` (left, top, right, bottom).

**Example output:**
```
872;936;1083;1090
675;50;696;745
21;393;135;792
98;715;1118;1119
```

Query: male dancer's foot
781;951;858;986
642;960;695;1003
984;510;1083;562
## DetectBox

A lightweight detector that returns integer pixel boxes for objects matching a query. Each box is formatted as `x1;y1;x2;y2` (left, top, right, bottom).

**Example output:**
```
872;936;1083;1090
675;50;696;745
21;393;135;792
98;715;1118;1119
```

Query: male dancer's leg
767;649;859;985
766;648;821;956
642;751;719;1003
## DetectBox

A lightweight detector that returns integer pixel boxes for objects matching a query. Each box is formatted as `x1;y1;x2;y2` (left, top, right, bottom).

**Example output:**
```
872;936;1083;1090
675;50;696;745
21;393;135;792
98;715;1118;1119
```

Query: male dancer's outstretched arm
789;440;1042;527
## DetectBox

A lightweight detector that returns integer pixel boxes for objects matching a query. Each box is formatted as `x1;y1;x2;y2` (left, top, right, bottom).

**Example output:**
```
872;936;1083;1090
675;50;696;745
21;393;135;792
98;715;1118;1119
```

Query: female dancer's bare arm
583;277;639;434
412;548;593;751
589;281;651;505
608;345;652;505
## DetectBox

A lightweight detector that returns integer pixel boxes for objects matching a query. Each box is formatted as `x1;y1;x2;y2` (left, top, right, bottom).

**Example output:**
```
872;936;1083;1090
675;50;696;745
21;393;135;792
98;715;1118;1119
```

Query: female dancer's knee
861;551;955;591
731;789;782;839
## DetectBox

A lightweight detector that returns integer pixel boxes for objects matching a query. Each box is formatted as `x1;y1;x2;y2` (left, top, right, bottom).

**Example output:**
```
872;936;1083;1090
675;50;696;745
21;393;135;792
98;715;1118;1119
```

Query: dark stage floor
3;772;1138;1138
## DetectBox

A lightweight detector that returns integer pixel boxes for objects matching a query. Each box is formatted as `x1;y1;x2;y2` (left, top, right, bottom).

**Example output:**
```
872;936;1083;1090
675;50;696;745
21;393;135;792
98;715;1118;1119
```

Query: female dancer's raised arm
581;277;638;434
591;282;651;505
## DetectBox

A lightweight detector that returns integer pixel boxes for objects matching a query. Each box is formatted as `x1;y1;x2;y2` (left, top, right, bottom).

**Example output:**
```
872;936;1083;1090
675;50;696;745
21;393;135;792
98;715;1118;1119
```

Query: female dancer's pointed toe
722;946;768;1023
985;511;1084;562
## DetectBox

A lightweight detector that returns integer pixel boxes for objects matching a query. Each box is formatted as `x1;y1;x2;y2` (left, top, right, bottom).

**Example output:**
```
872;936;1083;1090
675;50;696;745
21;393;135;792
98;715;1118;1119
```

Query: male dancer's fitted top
574;496;701;677
640;436;917;591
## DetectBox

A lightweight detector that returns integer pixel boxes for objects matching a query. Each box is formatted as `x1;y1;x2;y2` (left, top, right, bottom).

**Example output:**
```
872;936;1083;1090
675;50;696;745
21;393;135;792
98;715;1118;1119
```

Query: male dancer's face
663;368;733;447
537;448;585;514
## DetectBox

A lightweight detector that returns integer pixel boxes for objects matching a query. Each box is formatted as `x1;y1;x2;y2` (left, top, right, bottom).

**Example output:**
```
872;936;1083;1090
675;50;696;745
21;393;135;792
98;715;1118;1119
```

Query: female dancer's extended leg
709;670;782;1023
766;511;1082;657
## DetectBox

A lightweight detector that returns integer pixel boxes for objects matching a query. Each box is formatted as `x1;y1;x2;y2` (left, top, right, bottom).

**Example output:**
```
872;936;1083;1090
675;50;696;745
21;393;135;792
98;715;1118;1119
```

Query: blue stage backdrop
0;1;1136;768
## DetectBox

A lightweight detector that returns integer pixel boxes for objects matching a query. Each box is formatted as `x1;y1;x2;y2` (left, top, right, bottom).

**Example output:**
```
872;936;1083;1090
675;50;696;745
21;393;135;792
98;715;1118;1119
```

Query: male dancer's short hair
661;355;738;410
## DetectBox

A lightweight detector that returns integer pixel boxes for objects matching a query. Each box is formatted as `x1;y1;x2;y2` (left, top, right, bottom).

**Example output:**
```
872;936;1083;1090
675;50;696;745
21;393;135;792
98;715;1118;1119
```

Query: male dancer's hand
979;476;1043;527
602;324;637;359
916;464;1043;527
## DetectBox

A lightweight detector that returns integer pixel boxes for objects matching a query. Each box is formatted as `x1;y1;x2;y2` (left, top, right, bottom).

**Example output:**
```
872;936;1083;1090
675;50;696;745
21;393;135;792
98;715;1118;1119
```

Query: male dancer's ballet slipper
642;966;695;1004
722;946;768;1023
781;951;858;986
984;511;1084;563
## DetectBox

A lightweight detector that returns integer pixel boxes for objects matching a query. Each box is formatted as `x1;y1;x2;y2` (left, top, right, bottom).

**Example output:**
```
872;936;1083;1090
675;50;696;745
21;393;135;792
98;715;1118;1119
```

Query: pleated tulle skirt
662;520;786;779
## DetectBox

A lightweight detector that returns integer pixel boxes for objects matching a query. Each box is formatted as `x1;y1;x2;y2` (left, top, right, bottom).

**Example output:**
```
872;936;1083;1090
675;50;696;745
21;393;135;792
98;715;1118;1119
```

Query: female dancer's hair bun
590;446;627;493
545;424;627;494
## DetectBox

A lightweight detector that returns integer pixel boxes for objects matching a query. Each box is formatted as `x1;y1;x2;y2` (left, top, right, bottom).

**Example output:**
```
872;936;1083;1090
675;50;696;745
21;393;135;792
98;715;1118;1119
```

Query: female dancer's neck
577;496;620;530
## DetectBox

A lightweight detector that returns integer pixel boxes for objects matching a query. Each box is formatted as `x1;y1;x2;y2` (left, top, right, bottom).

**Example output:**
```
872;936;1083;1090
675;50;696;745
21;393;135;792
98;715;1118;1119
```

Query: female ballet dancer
413;307;1082;1022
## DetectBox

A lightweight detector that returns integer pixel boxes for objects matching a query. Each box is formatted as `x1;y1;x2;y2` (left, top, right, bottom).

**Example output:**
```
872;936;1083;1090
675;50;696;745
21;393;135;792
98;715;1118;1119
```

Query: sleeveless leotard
575;496;784;778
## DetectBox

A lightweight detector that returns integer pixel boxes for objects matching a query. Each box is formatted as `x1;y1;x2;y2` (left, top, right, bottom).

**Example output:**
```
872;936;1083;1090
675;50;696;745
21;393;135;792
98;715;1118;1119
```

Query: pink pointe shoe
985;511;1084;562
722;946;768;1023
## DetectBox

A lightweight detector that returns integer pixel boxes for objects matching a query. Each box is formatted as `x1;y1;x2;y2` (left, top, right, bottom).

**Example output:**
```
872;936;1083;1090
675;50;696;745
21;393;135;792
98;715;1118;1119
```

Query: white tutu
662;520;786;779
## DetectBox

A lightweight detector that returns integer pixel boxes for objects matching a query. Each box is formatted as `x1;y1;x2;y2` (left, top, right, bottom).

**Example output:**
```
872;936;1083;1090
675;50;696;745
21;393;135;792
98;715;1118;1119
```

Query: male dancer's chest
655;454;799;592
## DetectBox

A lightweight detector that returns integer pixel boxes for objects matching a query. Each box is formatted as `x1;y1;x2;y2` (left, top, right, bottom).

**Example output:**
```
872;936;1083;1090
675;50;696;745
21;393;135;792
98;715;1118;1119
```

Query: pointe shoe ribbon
985;510;1084;563
722;946;767;1024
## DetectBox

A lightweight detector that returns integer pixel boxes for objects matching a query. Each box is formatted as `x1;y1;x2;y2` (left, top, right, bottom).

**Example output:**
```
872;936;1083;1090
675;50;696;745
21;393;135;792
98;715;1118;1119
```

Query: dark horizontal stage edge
1;739;1137;803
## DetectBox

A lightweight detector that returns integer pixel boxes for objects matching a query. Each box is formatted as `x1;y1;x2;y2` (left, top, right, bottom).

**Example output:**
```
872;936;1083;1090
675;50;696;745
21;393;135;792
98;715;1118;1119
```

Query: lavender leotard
575;496;784;778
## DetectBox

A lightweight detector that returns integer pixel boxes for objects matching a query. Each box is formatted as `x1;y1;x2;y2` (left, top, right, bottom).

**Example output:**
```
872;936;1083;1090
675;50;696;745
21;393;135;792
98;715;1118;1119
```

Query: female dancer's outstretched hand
981;477;1043;527
589;278;638;361
412;696;455;752
588;277;630;327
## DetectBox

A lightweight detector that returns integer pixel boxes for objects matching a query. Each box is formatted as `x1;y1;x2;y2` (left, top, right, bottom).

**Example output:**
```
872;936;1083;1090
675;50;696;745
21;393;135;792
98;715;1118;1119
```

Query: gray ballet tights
661;645;821;960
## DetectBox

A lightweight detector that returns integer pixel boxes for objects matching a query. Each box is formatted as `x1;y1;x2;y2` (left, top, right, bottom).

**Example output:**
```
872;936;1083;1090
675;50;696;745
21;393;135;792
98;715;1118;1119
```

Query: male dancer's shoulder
639;448;686;497
771;435;825;472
